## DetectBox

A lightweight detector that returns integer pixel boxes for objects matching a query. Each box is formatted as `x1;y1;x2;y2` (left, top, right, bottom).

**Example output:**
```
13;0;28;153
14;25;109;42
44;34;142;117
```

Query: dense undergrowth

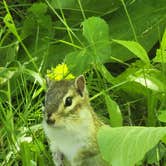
0;0;166;165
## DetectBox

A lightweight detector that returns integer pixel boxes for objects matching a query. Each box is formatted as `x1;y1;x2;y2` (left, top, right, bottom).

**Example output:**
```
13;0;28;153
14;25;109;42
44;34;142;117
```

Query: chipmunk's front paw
52;151;64;166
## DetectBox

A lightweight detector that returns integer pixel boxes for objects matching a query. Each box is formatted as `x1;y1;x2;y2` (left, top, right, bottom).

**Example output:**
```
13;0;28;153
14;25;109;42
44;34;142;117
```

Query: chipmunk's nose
46;112;55;125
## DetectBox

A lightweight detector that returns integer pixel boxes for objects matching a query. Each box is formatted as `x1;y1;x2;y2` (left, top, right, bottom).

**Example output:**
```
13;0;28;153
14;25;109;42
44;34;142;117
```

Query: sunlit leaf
133;76;163;92
82;17;111;63
97;126;166;166
158;110;166;123
153;29;166;63
3;14;19;38
113;39;150;64
82;17;109;44
104;93;123;127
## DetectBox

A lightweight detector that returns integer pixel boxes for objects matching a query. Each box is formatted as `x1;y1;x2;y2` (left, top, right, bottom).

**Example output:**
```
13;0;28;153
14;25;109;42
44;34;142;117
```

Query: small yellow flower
47;63;75;81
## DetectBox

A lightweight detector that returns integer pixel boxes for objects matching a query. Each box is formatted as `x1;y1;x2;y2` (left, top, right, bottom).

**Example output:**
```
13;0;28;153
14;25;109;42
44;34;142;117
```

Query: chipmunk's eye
65;96;72;107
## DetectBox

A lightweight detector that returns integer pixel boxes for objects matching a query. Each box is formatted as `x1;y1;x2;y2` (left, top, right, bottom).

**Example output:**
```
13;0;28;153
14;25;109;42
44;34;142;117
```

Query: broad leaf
65;50;92;75
113;40;150;64
131;74;165;92
133;65;165;93
97;126;166;166
113;60;165;96
82;17;109;44
82;17;111;63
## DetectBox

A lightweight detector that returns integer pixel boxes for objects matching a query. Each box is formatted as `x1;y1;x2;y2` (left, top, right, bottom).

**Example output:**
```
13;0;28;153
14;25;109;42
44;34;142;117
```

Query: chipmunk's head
44;75;90;127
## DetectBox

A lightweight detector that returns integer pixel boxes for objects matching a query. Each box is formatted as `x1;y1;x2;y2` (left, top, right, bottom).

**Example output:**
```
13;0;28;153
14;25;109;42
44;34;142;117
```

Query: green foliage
82;16;110;63
153;29;166;63
66;17;111;75
3;13;19;39
158;110;166;123
104;93;123;127
0;0;166;165
98;126;166;166
109;0;166;61
113;39;150;65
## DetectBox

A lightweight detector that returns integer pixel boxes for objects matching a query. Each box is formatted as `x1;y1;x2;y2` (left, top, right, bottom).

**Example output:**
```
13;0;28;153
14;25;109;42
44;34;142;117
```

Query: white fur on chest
43;108;95;162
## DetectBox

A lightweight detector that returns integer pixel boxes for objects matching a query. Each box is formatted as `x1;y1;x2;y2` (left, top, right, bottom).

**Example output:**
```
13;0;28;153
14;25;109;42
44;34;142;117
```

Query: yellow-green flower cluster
47;63;75;81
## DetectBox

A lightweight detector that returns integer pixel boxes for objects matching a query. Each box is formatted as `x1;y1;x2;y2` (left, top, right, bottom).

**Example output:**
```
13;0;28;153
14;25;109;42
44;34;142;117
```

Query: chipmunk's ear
75;75;86;96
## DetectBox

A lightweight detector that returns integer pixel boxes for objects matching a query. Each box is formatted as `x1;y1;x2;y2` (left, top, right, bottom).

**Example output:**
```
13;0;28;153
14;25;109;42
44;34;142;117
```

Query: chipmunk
43;75;108;166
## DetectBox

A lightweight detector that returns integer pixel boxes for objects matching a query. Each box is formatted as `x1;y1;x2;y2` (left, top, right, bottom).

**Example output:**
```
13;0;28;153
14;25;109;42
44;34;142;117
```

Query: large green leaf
82;17;109;43
112;60;166;97
97;126;166;166
82;16;111;63
132;74;165;92
113;40;150;64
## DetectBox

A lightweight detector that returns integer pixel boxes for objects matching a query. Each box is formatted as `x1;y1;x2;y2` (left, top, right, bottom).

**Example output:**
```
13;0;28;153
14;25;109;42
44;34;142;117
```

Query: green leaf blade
3;13;19;39
104;93;123;127
113;39;150;64
153;29;166;63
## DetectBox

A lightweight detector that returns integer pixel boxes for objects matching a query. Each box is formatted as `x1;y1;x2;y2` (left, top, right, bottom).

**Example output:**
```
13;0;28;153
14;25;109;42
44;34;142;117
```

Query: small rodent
43;75;108;166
